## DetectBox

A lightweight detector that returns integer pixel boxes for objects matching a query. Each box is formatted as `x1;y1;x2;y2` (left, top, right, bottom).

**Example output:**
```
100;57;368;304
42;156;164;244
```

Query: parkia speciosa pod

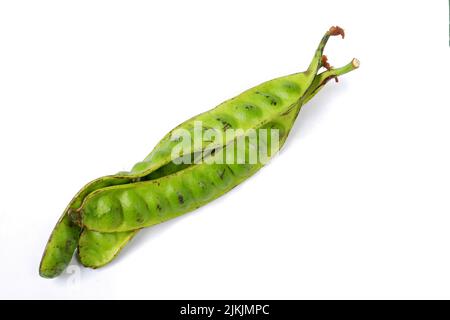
39;26;359;278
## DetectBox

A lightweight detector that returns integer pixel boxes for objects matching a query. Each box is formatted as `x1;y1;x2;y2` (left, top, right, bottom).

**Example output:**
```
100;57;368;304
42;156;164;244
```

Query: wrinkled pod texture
39;26;359;277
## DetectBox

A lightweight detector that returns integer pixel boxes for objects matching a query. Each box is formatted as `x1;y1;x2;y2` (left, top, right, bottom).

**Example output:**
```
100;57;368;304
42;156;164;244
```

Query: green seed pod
41;26;359;276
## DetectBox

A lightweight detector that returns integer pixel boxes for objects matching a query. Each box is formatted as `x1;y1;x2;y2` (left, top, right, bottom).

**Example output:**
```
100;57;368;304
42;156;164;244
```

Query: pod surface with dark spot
40;26;359;275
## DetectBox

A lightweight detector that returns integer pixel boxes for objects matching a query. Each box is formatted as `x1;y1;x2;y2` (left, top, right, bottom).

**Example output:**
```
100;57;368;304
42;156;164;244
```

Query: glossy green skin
40;28;358;276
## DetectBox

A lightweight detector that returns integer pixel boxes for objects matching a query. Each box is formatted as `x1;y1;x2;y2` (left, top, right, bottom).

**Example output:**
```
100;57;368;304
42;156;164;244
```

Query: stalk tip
352;58;360;68
328;26;345;39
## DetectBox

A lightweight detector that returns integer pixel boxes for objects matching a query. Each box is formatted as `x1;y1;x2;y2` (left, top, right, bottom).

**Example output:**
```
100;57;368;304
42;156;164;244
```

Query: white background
0;1;449;299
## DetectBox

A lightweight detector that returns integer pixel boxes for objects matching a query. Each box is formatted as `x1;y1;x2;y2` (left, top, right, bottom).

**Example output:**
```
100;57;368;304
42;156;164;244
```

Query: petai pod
40;26;359;276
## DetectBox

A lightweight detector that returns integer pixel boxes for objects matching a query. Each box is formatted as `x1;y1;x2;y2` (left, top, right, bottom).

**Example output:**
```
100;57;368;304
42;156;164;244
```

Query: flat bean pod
40;26;359;276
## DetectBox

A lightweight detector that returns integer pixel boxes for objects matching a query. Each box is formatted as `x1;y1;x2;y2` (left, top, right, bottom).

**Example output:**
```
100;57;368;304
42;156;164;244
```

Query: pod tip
328;26;345;39
352;58;360;68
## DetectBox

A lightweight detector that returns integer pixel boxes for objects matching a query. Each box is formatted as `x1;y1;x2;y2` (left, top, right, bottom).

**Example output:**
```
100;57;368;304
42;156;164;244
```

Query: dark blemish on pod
136;216;144;223
234;103;255;111
255;91;279;106
151;180;161;186
234;103;263;120
226;165;236;176
156;204;162;211
177;193;184;205
216;117;232;130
